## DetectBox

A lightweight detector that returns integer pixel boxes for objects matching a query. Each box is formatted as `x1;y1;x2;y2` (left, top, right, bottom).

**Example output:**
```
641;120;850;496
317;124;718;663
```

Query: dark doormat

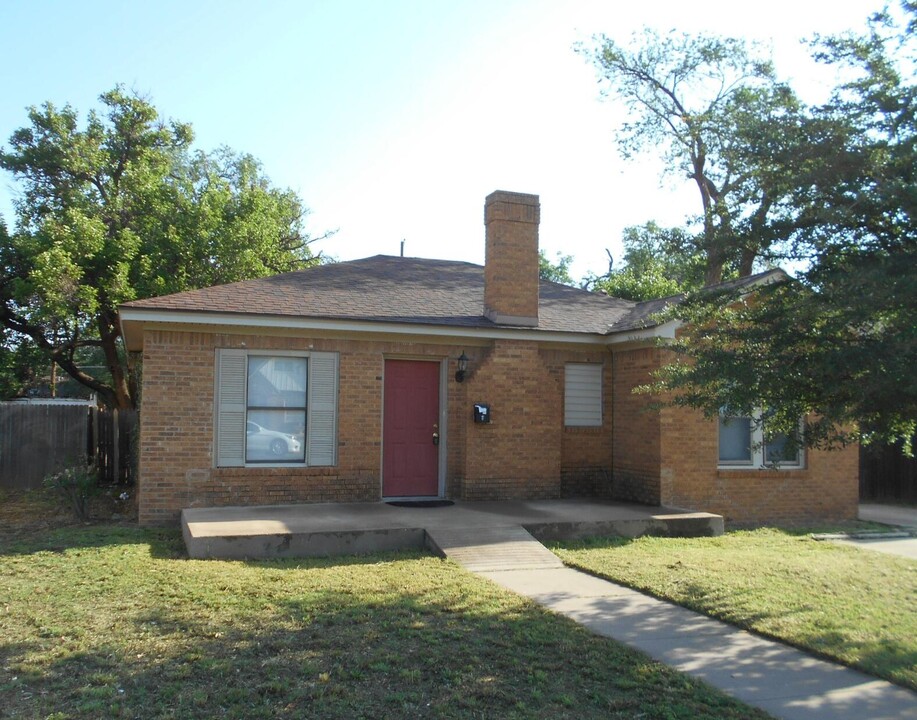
386;500;455;508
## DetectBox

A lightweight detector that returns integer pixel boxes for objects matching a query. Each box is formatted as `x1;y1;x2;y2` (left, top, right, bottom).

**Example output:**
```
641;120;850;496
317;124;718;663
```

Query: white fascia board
606;319;682;345
119;308;609;346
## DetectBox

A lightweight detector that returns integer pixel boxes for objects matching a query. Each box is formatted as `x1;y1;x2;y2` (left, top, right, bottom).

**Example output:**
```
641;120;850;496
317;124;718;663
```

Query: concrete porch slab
181;498;723;560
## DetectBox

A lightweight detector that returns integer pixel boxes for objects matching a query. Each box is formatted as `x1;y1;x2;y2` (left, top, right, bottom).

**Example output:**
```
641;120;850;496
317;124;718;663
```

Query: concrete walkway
831;534;917;560
859;503;917;528
833;504;917;559
480;566;917;720
426;525;564;572
182;500;917;717
428;533;917;720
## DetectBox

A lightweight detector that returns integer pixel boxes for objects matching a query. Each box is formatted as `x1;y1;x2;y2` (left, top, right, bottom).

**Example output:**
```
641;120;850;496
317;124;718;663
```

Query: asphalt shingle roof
122;255;639;334
609;267;789;333
121;256;787;337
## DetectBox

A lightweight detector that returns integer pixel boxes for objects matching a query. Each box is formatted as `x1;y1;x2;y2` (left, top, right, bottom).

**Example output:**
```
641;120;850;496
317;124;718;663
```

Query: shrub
43;463;100;520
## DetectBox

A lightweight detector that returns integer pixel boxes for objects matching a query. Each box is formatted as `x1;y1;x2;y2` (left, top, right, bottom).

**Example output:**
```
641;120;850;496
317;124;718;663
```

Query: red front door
383;360;440;497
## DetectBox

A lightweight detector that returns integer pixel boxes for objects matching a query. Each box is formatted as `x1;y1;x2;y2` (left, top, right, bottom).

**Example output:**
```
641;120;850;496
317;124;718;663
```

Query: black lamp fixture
455;351;469;383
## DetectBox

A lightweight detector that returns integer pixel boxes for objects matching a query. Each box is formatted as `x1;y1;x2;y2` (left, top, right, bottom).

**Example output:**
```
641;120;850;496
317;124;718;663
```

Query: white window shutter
565;364;603;427
215;349;247;466
307;352;338;466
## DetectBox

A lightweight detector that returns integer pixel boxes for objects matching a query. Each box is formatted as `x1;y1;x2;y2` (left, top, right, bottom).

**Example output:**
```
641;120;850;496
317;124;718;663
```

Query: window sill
244;463;308;469
214;465;337;475
718;466;806;477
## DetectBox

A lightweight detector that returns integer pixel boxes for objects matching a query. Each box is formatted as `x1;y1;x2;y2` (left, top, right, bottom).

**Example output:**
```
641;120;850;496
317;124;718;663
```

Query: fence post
112;408;120;485
91;406;98;463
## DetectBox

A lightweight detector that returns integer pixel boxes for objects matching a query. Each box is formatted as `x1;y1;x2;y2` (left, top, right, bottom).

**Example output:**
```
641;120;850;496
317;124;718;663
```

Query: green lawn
0;521;770;720
553;528;917;691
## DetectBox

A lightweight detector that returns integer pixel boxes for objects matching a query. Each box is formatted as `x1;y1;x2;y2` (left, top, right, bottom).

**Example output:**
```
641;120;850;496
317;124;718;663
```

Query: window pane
765;432;799;465
719;416;752;463
248;357;307;408
246;410;306;462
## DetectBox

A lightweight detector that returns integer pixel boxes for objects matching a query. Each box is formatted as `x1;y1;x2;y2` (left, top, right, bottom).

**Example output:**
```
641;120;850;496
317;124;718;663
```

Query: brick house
120;190;858;526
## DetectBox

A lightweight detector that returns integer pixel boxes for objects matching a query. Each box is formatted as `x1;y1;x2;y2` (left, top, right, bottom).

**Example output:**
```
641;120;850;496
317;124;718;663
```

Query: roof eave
606;319;681;347
119;308;613;350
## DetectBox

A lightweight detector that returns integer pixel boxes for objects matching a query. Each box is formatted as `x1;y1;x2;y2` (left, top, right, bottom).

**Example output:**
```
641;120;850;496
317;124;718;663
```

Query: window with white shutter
564;363;603;427
215;349;247;466
306;352;338;466
214;349;338;467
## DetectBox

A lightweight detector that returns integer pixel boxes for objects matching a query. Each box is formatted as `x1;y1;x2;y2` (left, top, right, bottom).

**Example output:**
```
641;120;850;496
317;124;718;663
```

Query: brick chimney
484;190;540;326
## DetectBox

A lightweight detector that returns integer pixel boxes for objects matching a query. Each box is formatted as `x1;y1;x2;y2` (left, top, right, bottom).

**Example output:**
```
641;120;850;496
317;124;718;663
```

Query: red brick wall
659;402;859;524
610;345;858;523
484;191;540;324
611;347;663;505
140;330;392;525
544;349;615;497
139;327;857;527
457;340;562;499
137;330;613;525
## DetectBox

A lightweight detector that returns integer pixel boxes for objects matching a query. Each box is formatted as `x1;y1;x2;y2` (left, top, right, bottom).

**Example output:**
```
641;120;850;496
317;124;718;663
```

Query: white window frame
718;411;804;469
214;349;338;468
564;363;603;427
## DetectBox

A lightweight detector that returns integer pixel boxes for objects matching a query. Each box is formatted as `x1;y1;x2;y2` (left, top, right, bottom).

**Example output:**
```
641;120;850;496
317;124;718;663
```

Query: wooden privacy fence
860;438;917;504
0;402;137;491
95;407;138;485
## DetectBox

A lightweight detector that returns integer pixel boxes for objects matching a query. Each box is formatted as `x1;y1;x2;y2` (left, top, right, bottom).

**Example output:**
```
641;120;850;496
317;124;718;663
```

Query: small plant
43;463;101;520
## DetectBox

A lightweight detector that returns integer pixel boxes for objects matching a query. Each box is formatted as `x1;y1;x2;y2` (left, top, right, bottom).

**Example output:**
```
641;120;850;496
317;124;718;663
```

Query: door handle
432;432;439;446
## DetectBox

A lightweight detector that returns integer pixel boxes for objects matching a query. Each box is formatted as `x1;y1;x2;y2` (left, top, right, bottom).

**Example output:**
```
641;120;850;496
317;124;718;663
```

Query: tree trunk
738;247;757;277
98;311;135;410
691;151;727;287
704;251;725;285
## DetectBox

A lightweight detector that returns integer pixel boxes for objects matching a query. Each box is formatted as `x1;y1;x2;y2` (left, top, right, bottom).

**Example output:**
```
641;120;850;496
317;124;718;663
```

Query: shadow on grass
0;578;767;720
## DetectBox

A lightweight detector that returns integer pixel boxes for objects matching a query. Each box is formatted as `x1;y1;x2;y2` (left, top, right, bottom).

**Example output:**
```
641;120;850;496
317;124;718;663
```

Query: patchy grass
553;528;917;691
0;488;75;533
0;521;770;719
0;486;134;537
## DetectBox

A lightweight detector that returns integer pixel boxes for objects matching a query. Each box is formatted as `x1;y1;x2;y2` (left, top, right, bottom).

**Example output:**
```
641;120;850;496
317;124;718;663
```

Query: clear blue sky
0;0;882;280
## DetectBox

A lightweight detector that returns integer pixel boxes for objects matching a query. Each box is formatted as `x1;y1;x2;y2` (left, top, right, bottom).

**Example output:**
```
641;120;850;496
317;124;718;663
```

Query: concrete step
426;524;564;572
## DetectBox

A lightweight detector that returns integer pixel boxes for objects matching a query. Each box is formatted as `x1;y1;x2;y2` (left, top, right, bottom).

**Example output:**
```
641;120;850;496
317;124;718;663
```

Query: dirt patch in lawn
0;487;136;542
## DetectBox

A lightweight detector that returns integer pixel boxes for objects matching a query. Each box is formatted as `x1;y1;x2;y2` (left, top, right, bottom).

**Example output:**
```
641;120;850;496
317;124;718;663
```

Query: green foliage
592;260;681;302
584;29;808;284
589;222;707;300
0;87;325;409
538;249;575;285
43;463;100;520
646;5;917;451
0;330;48;398
0;326;104;399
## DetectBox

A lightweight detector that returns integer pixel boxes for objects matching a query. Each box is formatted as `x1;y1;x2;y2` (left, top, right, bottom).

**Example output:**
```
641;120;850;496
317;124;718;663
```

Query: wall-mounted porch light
455;351;469;383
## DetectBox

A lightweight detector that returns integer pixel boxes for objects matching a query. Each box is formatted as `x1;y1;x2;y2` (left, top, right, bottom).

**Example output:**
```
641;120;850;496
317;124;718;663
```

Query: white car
246;421;302;457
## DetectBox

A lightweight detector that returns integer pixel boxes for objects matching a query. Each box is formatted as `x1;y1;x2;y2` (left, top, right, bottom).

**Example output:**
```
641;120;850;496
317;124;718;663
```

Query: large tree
585;30;807;284
538;250;575;285
648;4;917;451
0;88;325;409
588;222;707;301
